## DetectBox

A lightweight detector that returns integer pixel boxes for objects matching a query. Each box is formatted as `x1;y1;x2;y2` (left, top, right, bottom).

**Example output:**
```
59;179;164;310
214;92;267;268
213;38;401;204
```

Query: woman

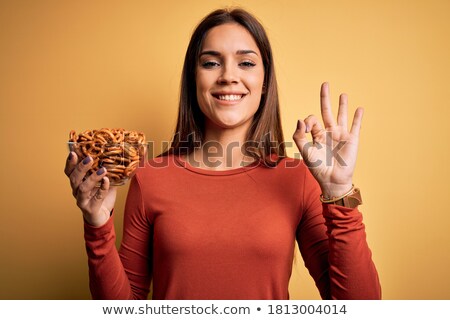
64;8;381;299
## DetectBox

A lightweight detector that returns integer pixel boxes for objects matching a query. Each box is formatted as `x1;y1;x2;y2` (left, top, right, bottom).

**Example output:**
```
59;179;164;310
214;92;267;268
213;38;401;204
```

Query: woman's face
196;23;265;132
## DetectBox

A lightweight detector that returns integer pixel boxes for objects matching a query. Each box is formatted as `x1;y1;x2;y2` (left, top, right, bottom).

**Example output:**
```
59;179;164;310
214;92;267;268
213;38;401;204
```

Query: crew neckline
173;154;261;176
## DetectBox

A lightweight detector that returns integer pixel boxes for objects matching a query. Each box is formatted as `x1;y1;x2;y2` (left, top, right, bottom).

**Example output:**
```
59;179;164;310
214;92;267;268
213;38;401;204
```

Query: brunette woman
65;8;381;300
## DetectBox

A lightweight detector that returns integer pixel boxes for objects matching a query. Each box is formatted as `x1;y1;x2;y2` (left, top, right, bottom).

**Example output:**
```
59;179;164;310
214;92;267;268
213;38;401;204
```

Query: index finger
320;82;336;128
64;151;78;177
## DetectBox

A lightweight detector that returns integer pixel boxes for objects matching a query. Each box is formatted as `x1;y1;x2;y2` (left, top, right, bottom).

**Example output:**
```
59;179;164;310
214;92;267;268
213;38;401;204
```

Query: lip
211;91;248;95
211;92;248;104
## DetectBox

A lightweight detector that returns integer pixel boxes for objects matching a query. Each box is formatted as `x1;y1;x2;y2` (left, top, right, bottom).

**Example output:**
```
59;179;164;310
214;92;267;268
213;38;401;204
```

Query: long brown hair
162;8;285;166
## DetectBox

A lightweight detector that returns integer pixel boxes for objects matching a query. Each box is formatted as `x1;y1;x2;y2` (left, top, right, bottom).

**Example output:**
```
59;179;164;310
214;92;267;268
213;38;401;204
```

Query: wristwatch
332;188;362;208
320;187;363;208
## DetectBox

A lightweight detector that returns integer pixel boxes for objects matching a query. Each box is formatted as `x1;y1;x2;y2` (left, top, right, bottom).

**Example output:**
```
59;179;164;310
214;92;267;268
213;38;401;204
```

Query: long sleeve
84;155;380;300
84;174;152;299
296;168;381;299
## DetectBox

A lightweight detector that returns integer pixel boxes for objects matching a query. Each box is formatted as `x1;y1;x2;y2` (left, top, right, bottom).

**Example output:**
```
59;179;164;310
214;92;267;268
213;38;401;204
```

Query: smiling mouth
212;94;246;101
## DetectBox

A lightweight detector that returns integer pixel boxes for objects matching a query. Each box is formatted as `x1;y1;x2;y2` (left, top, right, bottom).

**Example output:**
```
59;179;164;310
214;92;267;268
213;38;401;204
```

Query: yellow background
1;0;449;299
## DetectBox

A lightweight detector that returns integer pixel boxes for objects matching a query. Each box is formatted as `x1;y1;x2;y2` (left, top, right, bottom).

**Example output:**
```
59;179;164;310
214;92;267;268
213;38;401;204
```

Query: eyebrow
199;49;259;57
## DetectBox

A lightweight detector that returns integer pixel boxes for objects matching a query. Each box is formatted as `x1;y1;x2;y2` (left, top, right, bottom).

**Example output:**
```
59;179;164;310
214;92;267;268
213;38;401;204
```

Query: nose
217;63;239;85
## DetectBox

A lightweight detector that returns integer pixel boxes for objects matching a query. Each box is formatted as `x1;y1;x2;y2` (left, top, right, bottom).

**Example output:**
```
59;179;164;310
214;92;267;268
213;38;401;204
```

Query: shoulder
265;157;319;191
265;156;308;176
275;156;305;168
251;156;311;188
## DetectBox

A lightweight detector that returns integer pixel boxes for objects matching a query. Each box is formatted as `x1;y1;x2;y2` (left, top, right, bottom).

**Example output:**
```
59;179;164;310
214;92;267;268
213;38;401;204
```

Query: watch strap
332;188;363;208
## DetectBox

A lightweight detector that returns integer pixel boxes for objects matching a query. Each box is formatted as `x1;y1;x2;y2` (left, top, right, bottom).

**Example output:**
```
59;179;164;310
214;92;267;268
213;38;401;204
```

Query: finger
93;176;110;203
320;82;336;128
69;156;94;195
293;119;308;153
350;107;364;136
337;93;348;129
64;152;78;177
304;115;325;141
76;167;108;200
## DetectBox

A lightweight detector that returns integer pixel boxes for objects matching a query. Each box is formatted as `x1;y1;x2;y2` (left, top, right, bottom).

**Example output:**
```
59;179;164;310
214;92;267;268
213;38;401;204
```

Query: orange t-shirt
84;155;381;299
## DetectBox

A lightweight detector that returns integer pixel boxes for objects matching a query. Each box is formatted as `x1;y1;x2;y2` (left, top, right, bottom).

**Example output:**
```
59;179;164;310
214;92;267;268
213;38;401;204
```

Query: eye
239;61;256;68
201;61;220;69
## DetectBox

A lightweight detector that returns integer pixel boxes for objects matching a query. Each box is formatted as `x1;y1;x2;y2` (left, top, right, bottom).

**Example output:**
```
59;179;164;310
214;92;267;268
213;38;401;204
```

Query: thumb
293;119;308;155
93;176;110;203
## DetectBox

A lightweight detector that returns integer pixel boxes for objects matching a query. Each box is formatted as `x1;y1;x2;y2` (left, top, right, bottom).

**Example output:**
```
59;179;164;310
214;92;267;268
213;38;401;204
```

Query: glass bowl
68;129;147;186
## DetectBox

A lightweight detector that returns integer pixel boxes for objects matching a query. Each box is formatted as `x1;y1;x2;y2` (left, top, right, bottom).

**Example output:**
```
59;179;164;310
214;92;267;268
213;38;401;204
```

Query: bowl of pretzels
68;128;146;186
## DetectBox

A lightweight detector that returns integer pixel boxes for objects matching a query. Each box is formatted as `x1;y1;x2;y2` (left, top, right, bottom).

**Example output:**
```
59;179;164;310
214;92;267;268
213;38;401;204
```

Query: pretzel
68;128;146;185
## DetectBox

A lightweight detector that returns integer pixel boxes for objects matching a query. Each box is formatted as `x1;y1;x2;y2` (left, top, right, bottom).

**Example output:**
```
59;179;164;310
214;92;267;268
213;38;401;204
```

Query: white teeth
217;94;243;101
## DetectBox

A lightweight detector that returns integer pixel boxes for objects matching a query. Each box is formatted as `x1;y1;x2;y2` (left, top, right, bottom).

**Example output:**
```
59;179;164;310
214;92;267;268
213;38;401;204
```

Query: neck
187;121;255;170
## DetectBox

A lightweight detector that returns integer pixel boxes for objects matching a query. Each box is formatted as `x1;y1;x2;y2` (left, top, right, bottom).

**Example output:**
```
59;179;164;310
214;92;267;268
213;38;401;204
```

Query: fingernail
96;167;105;175
68;152;73;160
82;157;92;165
305;125;310;133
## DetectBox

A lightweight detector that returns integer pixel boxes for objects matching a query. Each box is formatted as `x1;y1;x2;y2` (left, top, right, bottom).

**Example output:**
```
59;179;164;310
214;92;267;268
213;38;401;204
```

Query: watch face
347;189;362;208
